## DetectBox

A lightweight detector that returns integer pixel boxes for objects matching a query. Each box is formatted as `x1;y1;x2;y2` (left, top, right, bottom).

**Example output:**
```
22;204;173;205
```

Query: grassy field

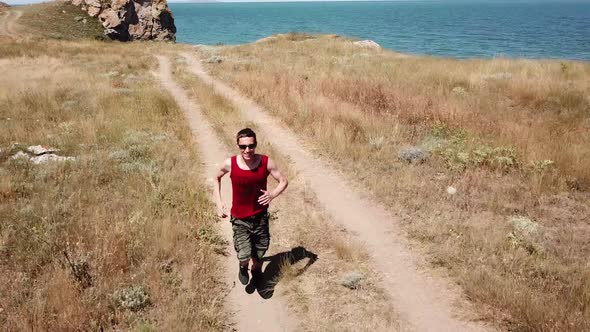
0;7;226;331
171;56;401;331
4;1;590;330
200;34;590;331
18;1;105;40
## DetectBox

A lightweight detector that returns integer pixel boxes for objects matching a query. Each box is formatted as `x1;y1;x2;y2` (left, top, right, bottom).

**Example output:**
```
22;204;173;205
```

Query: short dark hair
236;128;257;144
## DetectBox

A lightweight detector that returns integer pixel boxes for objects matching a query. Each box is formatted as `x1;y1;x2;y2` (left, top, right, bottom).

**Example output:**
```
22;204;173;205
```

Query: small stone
206;56;223;64
398;147;428;164
87;6;101;17
10;151;30;160
27;145;59;156
340;272;363;290
446;186;457;195
353;40;381;49
74;15;84;22
101;71;119;78
509;216;538;237
30;154;76;164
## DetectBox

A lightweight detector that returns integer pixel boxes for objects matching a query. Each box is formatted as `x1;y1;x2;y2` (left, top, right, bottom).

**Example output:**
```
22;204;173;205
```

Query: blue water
170;1;590;60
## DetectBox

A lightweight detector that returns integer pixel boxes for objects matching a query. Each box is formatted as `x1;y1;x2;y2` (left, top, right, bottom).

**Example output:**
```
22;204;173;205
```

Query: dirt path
0;10;22;38
180;52;497;332
154;56;296;332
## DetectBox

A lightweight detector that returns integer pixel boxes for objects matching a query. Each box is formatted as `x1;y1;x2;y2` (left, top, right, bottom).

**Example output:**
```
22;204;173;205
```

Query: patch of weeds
133;319;156;332
427;123;519;172
63;251;92;288
162;273;182;294
113;285;151;311
368;135;385;151
268;210;280;222
109;130;167;174
197;224;229;255
507;216;544;256
530;159;555;174
340;271;363;290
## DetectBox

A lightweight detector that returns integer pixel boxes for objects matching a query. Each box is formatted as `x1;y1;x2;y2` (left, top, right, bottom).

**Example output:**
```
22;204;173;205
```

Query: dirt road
179;52;496;332
0;10;22;38
155;56;296;332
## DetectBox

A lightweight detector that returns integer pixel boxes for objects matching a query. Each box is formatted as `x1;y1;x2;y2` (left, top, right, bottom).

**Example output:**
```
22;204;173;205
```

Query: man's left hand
258;189;274;206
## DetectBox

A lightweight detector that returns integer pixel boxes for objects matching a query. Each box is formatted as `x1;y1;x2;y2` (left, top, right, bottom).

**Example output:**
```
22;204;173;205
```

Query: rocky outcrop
353;40;381;49
69;0;175;41
0;1;10;8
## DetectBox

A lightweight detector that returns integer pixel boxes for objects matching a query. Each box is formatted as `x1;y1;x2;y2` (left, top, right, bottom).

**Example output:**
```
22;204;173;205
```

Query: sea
170;1;590;61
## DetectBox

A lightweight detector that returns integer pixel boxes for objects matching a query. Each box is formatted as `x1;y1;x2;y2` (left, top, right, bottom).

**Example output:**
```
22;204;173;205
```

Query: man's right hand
216;204;228;219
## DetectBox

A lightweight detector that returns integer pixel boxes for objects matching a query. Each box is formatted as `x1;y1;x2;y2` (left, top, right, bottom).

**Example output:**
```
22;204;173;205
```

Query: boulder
31;154;76;164
353;40;381;49
84;0;101;7
111;0;129;10
27;145;58;156
72;0;175;41
398;147;428;164
87;6;101;17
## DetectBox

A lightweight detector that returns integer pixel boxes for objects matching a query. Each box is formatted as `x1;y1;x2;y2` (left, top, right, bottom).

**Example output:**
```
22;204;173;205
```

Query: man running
214;128;288;286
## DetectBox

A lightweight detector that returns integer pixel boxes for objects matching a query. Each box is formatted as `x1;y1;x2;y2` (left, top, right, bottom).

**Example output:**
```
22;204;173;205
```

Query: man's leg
251;211;270;276
231;217;253;285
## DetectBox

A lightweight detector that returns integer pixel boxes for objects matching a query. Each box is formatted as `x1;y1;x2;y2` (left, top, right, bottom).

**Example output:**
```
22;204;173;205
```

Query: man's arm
258;157;288;206
214;158;231;218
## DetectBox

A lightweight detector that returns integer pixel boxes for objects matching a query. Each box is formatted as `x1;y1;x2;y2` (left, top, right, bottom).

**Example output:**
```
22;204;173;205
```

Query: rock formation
0;1;10;8
69;0;176;41
353;40;381;49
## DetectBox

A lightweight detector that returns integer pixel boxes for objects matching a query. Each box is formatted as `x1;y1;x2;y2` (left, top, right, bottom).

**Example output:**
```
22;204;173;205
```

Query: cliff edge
69;0;175;41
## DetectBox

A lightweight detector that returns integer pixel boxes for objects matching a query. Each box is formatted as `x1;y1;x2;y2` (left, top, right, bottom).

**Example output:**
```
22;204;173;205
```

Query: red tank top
230;155;270;218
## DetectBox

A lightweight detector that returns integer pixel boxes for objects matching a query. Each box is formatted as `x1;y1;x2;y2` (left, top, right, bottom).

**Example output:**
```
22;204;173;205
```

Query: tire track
180;51;496;332
0;10;22;38
154;55;296;332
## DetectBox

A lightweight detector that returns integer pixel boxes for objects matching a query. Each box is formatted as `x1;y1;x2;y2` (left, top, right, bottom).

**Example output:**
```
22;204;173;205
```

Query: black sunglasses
238;143;257;150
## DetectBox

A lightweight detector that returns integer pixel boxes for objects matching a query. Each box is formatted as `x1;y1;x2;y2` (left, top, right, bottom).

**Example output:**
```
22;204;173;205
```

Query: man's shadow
246;246;318;299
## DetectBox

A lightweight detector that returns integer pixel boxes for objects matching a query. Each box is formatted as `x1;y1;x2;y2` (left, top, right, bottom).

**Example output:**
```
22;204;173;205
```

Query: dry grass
171;58;401;331
0;36;226;331
199;34;590;331
17;1;105;40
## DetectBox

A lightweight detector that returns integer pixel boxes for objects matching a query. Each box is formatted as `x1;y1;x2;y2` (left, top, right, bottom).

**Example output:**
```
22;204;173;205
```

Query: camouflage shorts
231;210;270;262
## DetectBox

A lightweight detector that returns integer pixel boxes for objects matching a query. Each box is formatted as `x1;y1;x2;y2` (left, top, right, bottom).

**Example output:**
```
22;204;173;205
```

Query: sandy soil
154;56;297;332
178;51;498;332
